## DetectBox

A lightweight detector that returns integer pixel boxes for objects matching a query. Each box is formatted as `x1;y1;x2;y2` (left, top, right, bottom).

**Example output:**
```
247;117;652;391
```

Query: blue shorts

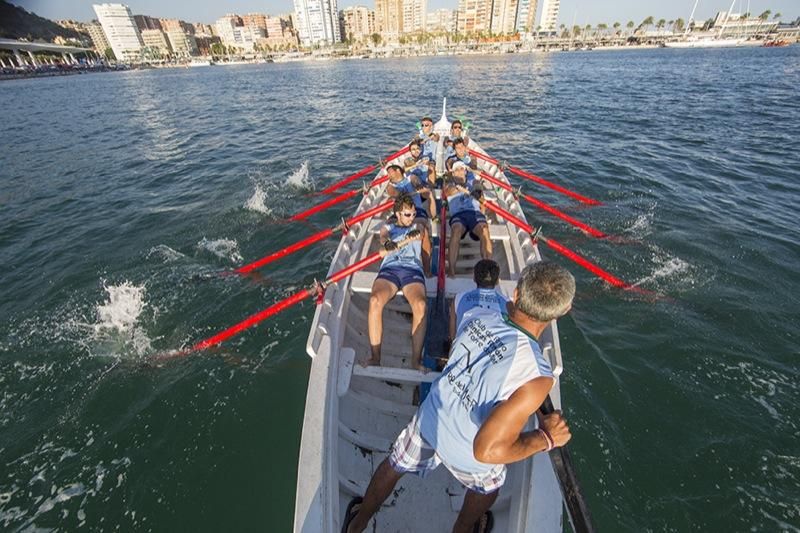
449;211;487;241
377;265;425;289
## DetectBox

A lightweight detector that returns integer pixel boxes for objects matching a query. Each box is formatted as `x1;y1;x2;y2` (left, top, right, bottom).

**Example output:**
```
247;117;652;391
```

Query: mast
685;0;699;37
717;0;737;38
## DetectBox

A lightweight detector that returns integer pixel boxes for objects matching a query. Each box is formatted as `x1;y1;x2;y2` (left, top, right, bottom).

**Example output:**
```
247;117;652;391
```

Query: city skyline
11;0;799;27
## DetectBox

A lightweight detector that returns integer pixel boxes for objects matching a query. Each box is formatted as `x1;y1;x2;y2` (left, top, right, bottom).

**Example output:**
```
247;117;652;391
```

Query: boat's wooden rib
294;110;565;532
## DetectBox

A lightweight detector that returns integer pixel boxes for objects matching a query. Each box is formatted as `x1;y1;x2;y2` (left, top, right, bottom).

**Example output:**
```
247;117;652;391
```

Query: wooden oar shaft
540;396;596;533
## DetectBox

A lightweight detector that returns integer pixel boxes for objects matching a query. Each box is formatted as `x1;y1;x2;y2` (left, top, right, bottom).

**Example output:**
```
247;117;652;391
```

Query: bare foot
360;356;381;368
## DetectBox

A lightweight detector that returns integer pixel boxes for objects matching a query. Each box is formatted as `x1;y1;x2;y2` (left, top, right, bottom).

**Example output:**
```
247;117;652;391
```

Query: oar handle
539;396;597;533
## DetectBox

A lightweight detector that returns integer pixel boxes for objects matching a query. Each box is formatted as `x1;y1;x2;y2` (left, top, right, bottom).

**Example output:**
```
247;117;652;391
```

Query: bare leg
476;222;493;260
402;282;428;371
347;458;405;533
448;223;465;277
452;489;499;533
365;278;398;366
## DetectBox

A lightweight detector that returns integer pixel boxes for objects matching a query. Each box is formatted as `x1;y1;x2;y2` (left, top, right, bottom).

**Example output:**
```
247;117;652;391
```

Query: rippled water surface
2;47;799;531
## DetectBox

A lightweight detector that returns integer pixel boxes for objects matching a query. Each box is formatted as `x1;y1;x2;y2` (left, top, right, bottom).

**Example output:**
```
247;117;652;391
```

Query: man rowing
342;261;576;533
449;259;508;342
386;163;433;275
444;161;492;277
403;139;434;186
446;137;478;173
417;116;440;161
362;195;428;372
444;120;469;159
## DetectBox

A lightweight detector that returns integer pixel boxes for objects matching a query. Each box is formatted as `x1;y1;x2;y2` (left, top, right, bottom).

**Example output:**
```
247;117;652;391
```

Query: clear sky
10;0;799;26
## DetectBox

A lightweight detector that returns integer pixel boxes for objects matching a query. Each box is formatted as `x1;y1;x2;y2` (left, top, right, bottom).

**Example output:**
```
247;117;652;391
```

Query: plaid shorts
388;414;506;494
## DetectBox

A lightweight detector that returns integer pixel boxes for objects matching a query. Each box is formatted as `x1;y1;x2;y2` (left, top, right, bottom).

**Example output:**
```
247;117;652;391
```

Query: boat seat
352;365;441;384
348;272;517;298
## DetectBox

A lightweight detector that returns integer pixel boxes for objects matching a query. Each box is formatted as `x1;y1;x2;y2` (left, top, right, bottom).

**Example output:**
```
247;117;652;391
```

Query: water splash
285;161;312;189
92;282;151;356
243;183;271;214
630;254;691;289
146;244;185;263
196;238;243;263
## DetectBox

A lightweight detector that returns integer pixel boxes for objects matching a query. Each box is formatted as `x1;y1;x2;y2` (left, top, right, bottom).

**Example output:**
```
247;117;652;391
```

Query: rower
443;120;469;159
362;195;428;372
417;116;440;161
445;137;478;173
444;162;492;278
403;139;434;186
448;259;508;342
386;163;433;275
341;261;576;533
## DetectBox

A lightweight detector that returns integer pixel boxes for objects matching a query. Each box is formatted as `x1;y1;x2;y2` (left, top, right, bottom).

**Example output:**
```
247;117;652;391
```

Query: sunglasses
399;211;415;217
453;125;462;129
422;123;432;127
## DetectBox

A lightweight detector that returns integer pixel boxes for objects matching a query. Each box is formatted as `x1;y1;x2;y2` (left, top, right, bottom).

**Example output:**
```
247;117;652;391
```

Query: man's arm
473;377;571;464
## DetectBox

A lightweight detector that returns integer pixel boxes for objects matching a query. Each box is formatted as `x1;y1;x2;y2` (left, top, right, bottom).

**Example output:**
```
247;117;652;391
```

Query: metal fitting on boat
530;226;543;243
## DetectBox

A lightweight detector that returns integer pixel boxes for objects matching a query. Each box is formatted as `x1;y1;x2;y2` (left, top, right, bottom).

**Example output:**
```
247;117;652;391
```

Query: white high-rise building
403;0;427;34
490;0;519;34
515;0;538;32
92;3;143;62
537;0;559;33
426;9;456;33
293;0;341;45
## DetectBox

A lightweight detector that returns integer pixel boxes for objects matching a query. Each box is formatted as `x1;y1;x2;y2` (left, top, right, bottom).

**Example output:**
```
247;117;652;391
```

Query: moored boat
293;105;568;532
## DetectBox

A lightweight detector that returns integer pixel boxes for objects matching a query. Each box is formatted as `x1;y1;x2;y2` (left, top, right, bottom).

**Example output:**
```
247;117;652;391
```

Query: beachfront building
193;23;215;36
293;0;341;46
515;0;538;33
490;0;519;34
375;0;404;41
140;28;171;57
537;0;559;34
456;0;491;34
215;14;266;52
427;9;456;33
84;21;111;55
133;15;161;31
160;18;195;35
166;30;198;57
339;6;375;43
403;0;427;34
260;15;299;48
242;13;269;32
93;3;144;62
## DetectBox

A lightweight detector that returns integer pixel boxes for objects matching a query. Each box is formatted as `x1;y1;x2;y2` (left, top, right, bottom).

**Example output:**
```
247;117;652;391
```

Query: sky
10;0;799;26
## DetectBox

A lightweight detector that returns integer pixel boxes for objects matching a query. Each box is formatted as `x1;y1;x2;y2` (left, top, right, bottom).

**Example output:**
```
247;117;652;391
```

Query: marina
1;43;798;532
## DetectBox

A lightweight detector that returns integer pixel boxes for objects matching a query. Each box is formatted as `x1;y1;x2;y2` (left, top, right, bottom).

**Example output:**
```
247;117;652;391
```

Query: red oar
484;201;639;291
477;171;607;238
289;175;390;222
190;253;384;353
470;150;602;206
236;200;393;274
318;145;410;195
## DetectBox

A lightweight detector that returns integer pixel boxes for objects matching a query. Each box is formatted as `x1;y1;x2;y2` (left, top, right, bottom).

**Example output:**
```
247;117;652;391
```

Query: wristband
537;428;554;452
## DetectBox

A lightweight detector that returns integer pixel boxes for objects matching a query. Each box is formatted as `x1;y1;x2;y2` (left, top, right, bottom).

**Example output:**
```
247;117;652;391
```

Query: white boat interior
294;106;566;532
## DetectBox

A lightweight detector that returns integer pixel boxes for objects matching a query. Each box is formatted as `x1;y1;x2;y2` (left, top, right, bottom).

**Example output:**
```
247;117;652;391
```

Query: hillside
0;0;83;41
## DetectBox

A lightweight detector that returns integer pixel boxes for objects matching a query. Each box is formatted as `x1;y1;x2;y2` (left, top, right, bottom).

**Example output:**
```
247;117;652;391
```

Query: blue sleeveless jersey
454;288;508;330
391;176;424;209
380;222;423;272
448;190;481;216
418;308;553;473
420;131;437;160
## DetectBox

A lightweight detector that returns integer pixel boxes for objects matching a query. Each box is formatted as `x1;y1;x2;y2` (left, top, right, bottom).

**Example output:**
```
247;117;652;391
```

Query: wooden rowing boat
294;104;566;532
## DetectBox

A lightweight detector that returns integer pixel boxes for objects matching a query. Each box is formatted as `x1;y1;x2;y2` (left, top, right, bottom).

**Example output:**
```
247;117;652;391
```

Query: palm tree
572;25;581;37
613;21;621;36
756;9;771;37
675;18;685;33
626;20;635;36
656;19;666;33
639;16;654;34
773;13;781;21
